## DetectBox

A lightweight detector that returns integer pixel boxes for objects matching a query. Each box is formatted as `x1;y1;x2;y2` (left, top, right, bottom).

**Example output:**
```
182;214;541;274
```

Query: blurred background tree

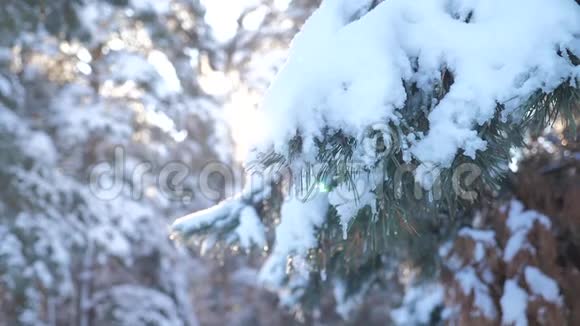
0;0;321;325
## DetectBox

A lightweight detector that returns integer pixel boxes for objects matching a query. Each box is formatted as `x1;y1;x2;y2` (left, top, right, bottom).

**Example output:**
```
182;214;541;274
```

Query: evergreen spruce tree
172;0;580;320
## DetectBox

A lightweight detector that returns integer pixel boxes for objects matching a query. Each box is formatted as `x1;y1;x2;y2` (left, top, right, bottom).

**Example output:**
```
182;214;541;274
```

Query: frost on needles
173;0;580;313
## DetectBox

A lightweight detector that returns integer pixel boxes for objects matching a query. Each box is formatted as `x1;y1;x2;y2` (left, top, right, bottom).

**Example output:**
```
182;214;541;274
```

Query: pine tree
172;0;580;320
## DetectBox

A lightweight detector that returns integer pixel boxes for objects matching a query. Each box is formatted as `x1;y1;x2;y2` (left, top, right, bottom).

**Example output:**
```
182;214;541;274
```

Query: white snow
503;200;552;262
474;242;485;262
328;174;377;239
253;0;580;187
506;200;551;233
524;266;562;305
391;283;444;325
259;194;328;287
172;197;241;234
458;228;496;245
0;74;11;95
501;279;528;326
454;266;497;319
273;194;328;254
22;131;58;165
504;230;534;262
148;50;182;95
107;52;178;97
458;228;496;262
130;0;170;14
202;0;261;42
172;175;273;252
236;206;266;248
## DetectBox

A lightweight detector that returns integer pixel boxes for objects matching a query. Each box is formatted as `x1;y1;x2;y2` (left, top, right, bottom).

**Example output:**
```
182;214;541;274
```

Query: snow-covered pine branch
172;0;580;316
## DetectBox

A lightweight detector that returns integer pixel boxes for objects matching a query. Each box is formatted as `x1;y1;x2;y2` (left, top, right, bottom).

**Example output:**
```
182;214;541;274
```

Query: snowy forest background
0;0;318;324
1;0;579;325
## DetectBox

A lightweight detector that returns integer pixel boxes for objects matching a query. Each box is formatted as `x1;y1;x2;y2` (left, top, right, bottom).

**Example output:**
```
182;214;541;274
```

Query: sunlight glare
225;88;265;161
201;0;253;42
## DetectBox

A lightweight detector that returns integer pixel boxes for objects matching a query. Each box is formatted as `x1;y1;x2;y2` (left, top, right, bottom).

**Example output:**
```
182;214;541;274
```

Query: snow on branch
254;0;580;187
171;175;272;252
